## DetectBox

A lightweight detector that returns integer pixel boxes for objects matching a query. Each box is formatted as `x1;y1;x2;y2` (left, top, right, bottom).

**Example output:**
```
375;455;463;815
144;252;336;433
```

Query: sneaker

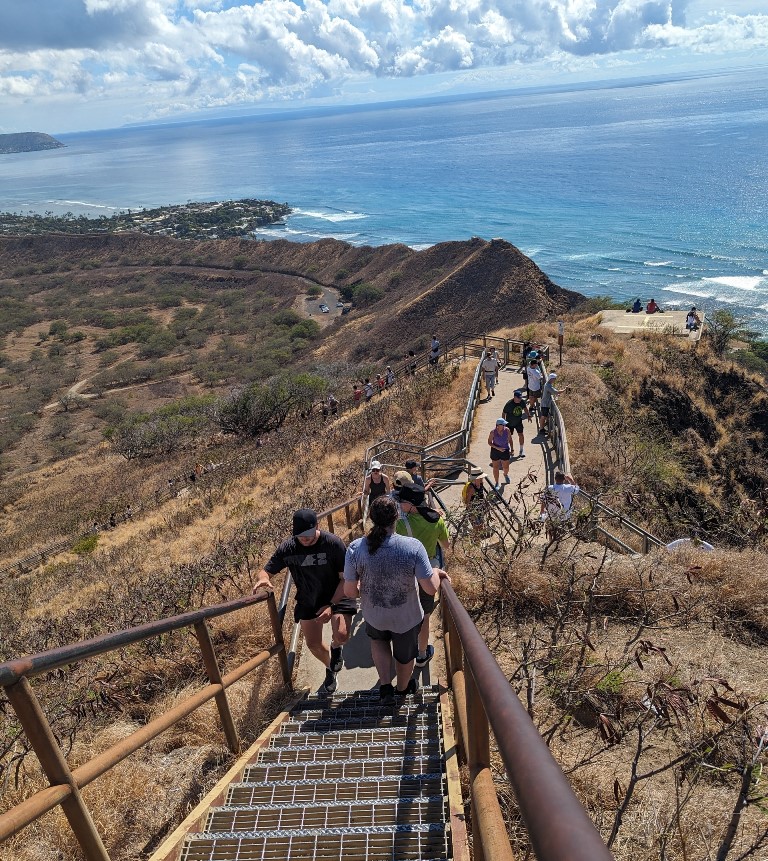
321;668;337;695
494;483;500;491
519;450;525;458
396;678;418;697
329;645;343;674
379;683;395;705
504;475;511;484
415;644;434;668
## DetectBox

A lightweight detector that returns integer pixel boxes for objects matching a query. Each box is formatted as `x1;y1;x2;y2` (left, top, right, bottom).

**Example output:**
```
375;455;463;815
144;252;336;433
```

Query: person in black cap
403;459;436;492
254;508;355;694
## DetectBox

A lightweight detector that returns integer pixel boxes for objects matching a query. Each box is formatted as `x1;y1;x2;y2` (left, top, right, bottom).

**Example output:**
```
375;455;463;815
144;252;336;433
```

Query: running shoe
504;475;511;484
329;645;343;674
379;683;395;705
396;678;418;697
321;668;337;695
415;645;435;668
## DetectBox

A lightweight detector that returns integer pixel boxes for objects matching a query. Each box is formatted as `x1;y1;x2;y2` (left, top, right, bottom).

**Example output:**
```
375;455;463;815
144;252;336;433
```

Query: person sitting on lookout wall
646;298;659;314
630;298;643;313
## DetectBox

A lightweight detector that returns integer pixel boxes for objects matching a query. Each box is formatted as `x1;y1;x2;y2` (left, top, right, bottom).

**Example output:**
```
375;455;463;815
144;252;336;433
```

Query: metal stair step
226;773;444;806
294;686;441;711
244;754;442;783
180;823;450;861
205;796;447;832
285;702;438;723
282;707;439;732
257;739;437;764
269;725;437;748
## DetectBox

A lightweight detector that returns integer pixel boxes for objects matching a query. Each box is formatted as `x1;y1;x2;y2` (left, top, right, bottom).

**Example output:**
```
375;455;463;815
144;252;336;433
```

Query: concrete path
295;355;554;696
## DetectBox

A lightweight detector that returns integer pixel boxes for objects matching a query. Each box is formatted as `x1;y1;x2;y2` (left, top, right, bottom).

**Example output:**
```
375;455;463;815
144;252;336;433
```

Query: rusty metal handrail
441;580;614;861
0;494;365;860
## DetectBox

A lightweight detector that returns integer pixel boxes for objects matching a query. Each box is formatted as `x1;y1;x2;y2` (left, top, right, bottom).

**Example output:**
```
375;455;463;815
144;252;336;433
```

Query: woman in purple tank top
487;419;512;489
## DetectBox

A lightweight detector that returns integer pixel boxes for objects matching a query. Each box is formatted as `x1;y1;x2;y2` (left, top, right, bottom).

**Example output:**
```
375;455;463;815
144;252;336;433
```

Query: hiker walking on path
526;355;544;412
481;352;499;398
254;509;355;695
463;467;487;535
540;372;568;434
488;418;513;489
392;471;449;669
343;496;448;703
429;335;441;366
502;389;533;458
540;472;580;533
403;458;437;493
364;459;391;507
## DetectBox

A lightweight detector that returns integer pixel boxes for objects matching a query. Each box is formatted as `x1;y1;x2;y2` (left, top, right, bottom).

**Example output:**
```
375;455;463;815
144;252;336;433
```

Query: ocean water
1;67;767;332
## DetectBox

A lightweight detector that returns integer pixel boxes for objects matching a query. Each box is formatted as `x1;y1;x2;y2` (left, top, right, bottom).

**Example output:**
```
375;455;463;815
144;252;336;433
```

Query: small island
0;132;65;154
0;199;292;239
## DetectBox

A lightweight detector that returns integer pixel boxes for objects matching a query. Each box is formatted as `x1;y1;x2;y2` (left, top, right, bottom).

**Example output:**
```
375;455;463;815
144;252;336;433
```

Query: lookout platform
599;309;703;340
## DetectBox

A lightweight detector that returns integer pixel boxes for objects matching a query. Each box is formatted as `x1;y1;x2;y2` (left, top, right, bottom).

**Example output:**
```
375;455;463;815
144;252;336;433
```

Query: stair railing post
193;621;240;754
4;678;111;861
443;607;468;764
266;591;291;685
465;665;516;861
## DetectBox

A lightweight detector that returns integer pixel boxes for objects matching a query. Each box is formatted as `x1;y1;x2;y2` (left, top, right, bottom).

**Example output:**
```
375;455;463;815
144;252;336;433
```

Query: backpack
461;481;472;505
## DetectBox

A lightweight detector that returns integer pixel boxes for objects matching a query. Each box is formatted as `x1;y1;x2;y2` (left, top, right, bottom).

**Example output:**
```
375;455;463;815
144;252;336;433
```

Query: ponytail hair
367;496;399;554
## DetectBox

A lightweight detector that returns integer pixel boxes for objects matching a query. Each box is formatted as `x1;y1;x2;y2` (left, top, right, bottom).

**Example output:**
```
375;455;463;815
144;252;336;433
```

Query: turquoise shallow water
2;67;767;331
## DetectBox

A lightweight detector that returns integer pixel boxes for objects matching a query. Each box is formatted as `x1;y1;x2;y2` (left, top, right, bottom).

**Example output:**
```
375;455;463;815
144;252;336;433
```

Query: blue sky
1;0;766;134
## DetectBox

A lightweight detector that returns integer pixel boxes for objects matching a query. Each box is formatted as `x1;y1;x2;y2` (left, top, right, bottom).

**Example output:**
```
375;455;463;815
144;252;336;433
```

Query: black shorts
529;389;542;400
490;447;510;462
365;621;421;664
294;597;358;622
540;406;551;417
508;420;524;433
419;589;436;614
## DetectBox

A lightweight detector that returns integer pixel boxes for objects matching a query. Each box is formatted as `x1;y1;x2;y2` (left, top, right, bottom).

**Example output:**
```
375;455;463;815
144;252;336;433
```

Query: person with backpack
463;466;487;534
392;471;449;669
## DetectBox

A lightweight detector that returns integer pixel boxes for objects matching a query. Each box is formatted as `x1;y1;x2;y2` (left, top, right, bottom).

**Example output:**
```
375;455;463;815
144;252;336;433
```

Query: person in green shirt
392;471;449;668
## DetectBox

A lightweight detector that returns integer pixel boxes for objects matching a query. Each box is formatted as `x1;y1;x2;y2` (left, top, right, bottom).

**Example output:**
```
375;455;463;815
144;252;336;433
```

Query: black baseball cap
404;459;419;469
292;509;318;538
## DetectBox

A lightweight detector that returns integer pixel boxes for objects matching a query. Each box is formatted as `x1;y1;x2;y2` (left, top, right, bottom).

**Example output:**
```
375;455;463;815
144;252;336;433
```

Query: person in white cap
363;459;391;507
540;373;568;434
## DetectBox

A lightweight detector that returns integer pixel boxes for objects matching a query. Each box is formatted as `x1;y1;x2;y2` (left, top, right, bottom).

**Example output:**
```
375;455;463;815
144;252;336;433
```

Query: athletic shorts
294;596;358;622
490;447;510;462
508;420;524;434
419;589;436;614
540;406;551;417
365;621;421;664
529;389;542;400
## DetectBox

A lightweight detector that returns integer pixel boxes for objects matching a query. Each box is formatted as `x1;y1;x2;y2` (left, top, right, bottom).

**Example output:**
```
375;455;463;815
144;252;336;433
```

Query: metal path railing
441;581;614;861
547;394;664;554
0;495;365;861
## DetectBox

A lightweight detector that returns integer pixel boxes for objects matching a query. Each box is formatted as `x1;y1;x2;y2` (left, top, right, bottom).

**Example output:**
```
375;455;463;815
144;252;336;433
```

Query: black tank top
368;475;387;501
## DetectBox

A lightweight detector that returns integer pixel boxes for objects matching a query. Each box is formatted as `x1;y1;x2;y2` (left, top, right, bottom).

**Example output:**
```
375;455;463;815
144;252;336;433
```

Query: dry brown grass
0;361;473;860
455;533;768;861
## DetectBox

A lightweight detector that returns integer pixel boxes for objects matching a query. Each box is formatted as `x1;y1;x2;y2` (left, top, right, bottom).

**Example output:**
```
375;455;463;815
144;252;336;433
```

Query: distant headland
0;199;292;239
0;132;65;154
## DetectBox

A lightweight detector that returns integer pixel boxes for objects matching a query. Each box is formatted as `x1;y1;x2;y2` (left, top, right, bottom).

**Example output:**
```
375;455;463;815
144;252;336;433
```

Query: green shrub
72;534;98;555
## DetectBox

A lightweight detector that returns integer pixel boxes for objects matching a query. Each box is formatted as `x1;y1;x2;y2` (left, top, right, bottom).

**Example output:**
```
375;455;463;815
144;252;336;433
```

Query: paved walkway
296;356;555;696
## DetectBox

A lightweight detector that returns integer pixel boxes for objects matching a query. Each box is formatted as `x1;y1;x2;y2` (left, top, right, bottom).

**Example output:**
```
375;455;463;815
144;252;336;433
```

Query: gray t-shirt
344;533;433;633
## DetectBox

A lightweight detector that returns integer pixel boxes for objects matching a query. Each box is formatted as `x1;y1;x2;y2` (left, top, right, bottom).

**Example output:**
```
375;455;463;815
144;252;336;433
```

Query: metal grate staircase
176;685;462;861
